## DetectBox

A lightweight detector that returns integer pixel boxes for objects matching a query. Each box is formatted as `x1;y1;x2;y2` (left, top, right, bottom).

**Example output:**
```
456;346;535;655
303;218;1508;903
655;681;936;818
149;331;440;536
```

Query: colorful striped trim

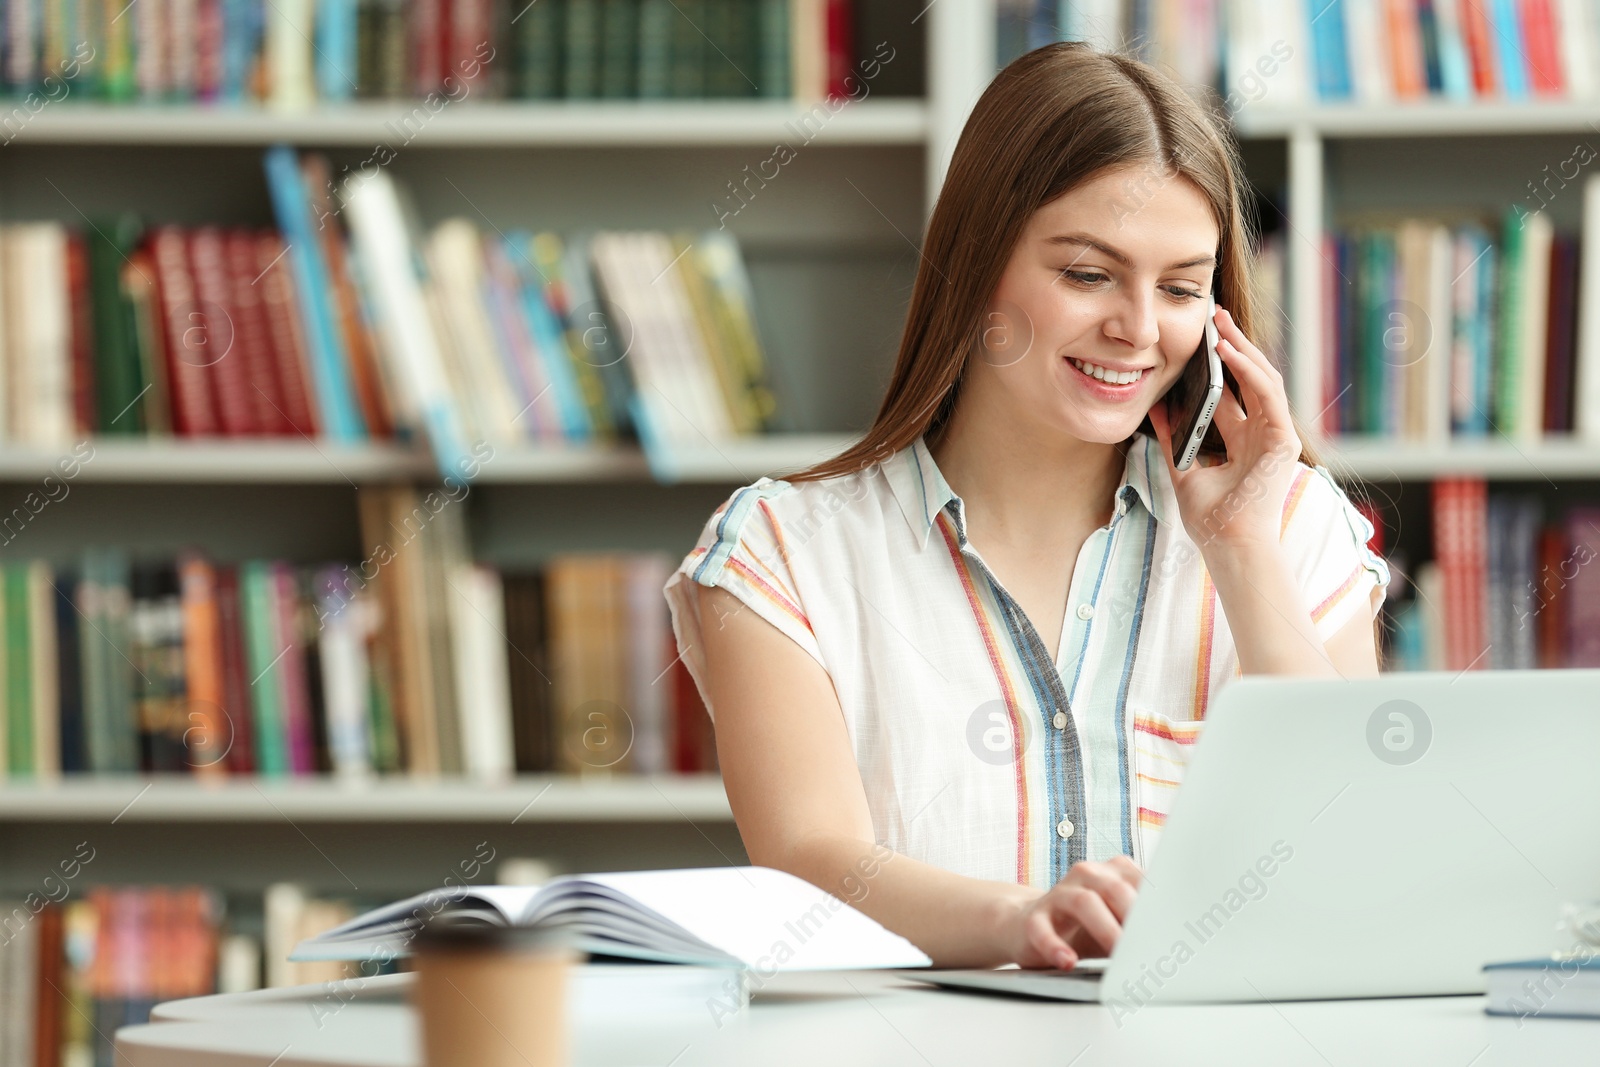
935;510;1030;886
760;498;795;571
1134;746;1188;769
1112;508;1157;860
743;539;800;607
725;557;814;634
1136;771;1181;788
1137;807;1167;828
1192;570;1216;720
1312;562;1367;624
1280;467;1312;537
1133;716;1202;744
692;485;770;584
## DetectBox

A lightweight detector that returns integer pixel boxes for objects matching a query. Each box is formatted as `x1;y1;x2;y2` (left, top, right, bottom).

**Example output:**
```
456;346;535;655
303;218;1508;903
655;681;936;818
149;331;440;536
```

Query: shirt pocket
1132;712;1205;834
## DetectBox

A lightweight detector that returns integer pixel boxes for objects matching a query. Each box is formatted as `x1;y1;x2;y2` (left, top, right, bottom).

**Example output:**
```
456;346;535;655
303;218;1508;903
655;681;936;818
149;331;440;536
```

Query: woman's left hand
1147;304;1302;551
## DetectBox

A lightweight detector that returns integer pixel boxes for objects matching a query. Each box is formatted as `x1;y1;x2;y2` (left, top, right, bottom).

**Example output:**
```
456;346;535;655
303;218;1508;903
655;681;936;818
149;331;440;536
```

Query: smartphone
1162;293;1233;471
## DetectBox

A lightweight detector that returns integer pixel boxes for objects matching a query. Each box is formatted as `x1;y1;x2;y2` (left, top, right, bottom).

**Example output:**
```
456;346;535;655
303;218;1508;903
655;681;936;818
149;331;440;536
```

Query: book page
532;866;931;972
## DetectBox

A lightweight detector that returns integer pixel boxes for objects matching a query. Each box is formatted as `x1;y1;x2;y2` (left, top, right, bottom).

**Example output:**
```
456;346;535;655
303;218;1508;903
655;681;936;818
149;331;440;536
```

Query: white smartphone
1163;293;1224;472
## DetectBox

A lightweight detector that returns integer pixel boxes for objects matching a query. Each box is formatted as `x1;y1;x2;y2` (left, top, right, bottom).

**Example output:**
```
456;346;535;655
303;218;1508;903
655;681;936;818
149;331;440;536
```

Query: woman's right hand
1006;856;1143;970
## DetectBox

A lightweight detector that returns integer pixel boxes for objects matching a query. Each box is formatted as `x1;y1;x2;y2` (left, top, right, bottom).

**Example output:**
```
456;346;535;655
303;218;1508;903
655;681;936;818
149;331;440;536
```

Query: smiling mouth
1069;357;1150;386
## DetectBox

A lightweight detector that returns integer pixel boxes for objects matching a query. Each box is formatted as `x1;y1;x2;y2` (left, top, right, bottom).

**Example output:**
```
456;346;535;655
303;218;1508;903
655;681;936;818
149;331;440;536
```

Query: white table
116;966;1596;1066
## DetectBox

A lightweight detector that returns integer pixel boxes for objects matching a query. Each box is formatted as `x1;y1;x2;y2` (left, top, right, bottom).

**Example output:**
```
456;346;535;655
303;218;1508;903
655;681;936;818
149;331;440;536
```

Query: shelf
20;435;1600;485
1318;436;1600;480
642;433;862;484
475;434;861;483
4;100;929;147
0;774;732;822
0;434;862;485
1233;100;1600;139
18;434;1600;486
0;439;435;483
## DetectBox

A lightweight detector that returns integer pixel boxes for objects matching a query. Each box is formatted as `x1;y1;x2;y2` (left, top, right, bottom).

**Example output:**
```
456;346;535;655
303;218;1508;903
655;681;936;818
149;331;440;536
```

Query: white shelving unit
4;1;1593;891
0;2;973;889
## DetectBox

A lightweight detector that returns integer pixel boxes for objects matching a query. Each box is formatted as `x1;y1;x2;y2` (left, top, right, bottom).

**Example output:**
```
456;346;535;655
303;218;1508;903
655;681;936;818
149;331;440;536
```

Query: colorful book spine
262;144;365;442
4;563;35;776
241;560;287;776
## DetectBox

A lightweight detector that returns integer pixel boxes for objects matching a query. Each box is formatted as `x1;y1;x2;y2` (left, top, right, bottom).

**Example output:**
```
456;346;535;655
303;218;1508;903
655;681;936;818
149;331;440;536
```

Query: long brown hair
786;40;1323;483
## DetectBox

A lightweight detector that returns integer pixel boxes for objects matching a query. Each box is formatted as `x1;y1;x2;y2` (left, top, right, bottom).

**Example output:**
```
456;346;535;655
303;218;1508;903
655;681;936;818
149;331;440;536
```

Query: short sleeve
662;481;827;724
1282;464;1391;643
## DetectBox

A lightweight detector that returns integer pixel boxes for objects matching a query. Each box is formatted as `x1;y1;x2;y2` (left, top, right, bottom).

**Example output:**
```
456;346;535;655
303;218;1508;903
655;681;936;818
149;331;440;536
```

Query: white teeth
1071;358;1145;386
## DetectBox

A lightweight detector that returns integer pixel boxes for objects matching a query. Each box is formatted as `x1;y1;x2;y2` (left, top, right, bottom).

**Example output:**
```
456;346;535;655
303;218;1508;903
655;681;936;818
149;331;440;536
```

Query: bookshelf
1262;116;1600;440
0;0;974;925
5;0;1600;971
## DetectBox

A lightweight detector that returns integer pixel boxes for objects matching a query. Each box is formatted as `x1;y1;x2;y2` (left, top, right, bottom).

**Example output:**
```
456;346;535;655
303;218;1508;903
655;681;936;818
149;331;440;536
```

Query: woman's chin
1051;410;1148;446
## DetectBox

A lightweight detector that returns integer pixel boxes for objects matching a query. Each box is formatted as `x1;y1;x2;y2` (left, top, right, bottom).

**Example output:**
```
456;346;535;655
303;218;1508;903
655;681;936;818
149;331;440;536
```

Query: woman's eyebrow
1045;232;1216;271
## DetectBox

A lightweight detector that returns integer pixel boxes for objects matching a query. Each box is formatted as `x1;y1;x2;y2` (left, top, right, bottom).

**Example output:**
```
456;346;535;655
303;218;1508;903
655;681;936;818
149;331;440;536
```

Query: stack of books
0;0;859;107
0;492;718;780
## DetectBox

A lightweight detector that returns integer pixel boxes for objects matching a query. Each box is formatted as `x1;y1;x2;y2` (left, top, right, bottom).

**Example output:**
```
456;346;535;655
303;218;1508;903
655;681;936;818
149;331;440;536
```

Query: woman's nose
1101;291;1160;351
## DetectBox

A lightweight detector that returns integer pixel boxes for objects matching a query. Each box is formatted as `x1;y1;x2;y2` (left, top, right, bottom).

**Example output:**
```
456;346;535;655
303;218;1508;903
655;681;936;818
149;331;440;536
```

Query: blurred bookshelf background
5;0;1600;1056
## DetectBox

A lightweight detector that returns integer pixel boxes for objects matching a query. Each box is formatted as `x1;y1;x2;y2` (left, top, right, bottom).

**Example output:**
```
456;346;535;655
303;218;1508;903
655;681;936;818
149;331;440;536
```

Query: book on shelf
0;144;784;477
0;0;858;106
997;1;1223;96
338;163;782;478
0;886;228;1067
1001;1;1600;110
1380;480;1600;672
264;882;358;988
0;496;719;780
1316;195;1600;443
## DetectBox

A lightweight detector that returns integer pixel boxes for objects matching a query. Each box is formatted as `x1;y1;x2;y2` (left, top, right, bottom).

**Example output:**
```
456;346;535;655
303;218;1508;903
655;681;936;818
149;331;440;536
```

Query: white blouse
662;430;1389;888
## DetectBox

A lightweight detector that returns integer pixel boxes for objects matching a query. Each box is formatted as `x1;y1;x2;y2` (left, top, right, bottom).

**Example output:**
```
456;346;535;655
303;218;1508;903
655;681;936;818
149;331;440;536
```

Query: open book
292;866;932;972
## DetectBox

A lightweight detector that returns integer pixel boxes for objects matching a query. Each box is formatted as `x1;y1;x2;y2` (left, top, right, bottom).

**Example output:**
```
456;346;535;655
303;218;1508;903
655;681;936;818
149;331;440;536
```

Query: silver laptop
897;669;1600;1004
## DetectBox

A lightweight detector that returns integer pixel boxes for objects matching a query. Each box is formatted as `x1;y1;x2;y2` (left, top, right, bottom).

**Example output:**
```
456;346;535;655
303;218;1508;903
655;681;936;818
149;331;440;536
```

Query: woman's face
974;163;1222;446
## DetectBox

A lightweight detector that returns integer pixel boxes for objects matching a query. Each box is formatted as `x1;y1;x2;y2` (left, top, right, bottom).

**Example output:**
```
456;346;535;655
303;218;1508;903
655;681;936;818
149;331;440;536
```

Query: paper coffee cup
410;917;583;1067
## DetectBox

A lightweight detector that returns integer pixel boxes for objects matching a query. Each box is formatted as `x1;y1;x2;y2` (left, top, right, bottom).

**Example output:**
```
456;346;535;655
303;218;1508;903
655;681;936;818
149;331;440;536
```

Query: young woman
662;43;1390;971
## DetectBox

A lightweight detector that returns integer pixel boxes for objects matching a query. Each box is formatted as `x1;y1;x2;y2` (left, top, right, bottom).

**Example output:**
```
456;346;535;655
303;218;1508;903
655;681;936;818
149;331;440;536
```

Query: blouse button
1056;818;1075;839
1076;603;1095;621
1053;711;1067;729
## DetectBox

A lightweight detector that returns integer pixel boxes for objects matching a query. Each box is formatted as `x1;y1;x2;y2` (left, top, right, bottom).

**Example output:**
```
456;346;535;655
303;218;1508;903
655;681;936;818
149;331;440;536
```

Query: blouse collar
885;430;1173;549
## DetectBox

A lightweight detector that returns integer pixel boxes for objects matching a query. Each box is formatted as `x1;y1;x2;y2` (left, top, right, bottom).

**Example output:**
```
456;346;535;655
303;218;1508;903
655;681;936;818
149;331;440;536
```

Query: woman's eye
1164;286;1204;300
1059;270;1106;285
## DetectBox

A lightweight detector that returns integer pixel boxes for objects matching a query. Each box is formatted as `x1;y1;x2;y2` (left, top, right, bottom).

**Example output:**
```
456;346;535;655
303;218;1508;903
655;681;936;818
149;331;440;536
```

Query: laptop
896;669;1600;1004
